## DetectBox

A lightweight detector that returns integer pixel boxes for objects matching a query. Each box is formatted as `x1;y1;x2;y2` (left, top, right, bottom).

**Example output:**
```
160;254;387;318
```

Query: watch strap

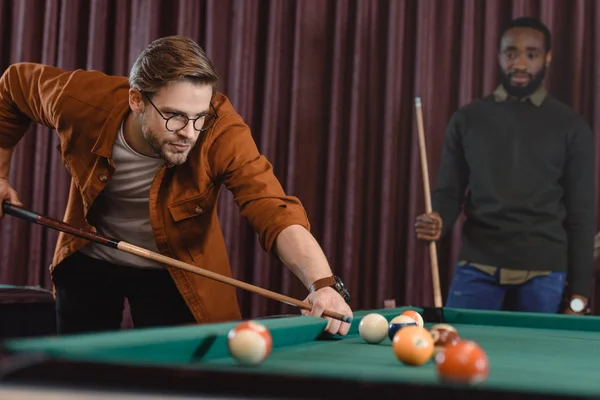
308;276;337;293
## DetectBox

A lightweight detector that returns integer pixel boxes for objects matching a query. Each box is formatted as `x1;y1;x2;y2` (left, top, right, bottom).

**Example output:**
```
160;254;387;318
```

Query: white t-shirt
80;122;167;269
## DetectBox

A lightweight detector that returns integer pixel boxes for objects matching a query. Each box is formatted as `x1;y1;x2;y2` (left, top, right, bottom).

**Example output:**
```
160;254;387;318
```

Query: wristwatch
569;297;586;313
309;276;351;304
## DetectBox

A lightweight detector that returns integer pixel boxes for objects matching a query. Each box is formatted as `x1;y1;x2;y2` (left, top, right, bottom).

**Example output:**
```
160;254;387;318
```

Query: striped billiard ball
388;315;418;340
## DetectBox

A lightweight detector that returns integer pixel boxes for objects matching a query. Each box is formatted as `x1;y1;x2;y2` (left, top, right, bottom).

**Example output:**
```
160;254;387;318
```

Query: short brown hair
129;35;219;96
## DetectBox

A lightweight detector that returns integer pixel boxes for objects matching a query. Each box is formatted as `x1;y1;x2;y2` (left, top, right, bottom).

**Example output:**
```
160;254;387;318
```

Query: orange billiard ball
392;325;434;366
435;340;489;384
400;310;424;328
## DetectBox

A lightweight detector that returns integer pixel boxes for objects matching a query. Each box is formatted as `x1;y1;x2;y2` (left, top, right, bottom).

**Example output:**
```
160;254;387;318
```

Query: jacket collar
91;98;131;158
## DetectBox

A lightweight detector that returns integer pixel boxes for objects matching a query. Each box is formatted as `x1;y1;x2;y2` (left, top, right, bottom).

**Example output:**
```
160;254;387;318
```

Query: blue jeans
445;263;566;313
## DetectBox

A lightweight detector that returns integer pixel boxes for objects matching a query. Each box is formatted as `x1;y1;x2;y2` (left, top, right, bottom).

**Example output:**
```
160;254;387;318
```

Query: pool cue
414;97;442;308
1;201;352;324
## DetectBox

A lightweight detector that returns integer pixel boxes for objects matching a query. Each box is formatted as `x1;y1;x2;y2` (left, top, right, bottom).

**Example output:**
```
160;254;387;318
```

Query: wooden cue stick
1;201;352;324
414;97;443;308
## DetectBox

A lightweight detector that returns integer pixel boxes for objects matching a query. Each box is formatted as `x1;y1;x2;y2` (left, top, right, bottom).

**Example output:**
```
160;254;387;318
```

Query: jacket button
99;174;107;182
195;206;203;214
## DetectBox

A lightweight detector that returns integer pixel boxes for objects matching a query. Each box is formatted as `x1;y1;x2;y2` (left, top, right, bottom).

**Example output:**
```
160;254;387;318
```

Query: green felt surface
0;285;50;291
4;307;600;397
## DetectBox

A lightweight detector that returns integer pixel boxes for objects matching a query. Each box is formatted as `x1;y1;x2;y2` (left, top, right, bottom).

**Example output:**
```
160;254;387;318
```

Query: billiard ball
358;313;388;344
392;325;434;366
227;321;273;366
400;310;424;328
430;323;457;333
435;340;489;384
431;329;461;357
388;315;418;341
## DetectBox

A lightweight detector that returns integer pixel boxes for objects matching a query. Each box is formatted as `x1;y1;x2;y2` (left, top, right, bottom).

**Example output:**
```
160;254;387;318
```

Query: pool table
0;306;599;399
0;284;56;339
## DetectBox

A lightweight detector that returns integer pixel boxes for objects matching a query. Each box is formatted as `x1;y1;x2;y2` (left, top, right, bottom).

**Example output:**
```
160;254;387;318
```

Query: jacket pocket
168;191;213;261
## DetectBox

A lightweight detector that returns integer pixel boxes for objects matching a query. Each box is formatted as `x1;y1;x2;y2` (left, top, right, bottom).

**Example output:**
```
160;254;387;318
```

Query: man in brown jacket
0;36;352;335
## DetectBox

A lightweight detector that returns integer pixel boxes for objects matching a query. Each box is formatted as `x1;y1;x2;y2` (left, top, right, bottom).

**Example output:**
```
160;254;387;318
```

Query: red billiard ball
435;340;489;384
431;329;461;357
430;323;457;334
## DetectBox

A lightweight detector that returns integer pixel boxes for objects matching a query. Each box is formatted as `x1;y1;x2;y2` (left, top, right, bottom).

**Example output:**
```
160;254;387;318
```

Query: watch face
570;298;585;312
334;277;351;303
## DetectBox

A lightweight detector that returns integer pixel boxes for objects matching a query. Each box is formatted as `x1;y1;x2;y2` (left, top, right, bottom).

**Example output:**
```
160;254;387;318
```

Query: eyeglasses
143;93;218;132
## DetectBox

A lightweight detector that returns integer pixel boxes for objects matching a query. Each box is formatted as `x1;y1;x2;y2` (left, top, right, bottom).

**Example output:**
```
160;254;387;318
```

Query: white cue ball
358;313;389;344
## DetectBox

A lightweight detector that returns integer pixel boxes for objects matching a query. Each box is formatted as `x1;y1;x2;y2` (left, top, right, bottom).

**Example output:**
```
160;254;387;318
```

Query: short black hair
498;17;551;52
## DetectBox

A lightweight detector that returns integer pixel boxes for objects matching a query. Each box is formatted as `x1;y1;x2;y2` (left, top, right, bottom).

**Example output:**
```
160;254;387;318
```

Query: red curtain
1;0;599;319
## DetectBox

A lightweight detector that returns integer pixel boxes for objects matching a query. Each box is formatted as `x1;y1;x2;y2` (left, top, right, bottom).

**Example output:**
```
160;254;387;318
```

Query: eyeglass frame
142;92;218;132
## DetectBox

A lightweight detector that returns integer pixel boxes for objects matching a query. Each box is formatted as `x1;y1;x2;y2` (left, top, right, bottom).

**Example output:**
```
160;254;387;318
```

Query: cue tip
415;96;421;106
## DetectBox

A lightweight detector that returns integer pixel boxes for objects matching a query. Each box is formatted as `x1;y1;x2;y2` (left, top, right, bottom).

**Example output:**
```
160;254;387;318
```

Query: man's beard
141;117;192;166
499;63;546;98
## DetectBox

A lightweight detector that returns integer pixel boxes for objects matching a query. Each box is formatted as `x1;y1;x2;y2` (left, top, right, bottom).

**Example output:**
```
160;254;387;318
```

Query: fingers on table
307;298;349;335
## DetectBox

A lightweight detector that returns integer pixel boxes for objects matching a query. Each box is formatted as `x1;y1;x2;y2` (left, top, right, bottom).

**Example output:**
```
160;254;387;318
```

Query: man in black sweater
415;17;595;314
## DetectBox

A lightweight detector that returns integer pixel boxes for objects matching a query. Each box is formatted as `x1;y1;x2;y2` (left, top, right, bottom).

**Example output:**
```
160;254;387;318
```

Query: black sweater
432;94;595;297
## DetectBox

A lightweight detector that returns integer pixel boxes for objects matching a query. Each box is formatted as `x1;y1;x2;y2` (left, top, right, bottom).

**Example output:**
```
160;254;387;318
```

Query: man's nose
177;123;196;140
512;54;529;70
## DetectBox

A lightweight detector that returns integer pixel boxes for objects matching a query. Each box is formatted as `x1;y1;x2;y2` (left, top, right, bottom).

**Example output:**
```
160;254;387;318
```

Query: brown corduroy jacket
0;62;310;323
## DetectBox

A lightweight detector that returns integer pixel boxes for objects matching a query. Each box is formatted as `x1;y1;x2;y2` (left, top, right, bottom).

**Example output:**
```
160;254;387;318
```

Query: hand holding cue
414;97;442;308
1;201;352;324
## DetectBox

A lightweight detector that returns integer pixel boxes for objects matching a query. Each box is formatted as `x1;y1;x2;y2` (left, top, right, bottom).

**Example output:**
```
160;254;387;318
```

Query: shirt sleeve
563;117;595;298
432;110;470;236
206;112;310;253
0;62;66;148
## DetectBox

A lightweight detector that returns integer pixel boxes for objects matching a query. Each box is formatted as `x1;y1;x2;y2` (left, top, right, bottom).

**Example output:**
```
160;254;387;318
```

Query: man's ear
545;50;552;68
129;88;145;114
